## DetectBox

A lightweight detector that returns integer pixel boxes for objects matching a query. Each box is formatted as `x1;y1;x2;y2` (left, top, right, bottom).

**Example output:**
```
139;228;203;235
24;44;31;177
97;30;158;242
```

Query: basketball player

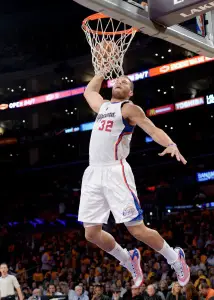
78;75;190;287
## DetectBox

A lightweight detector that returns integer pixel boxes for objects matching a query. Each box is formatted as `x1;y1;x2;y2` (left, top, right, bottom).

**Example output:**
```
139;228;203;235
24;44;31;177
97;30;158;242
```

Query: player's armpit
84;91;105;113
122;103;156;135
123;104;173;147
84;75;106;113
123;103;187;164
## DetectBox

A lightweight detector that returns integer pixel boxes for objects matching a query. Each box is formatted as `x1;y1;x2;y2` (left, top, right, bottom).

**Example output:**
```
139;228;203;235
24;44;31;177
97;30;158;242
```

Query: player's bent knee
85;231;94;242
84;225;102;243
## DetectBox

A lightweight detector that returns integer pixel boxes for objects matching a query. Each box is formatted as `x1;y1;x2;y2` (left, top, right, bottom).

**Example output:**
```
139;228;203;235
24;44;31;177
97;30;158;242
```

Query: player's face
112;76;133;100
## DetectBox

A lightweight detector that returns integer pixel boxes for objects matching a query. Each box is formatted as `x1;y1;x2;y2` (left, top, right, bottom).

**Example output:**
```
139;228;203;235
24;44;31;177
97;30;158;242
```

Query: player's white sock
158;240;178;264
108;242;130;263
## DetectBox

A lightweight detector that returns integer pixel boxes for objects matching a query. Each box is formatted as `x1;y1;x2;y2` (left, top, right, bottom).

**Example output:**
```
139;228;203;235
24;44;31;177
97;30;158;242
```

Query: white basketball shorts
78;159;143;225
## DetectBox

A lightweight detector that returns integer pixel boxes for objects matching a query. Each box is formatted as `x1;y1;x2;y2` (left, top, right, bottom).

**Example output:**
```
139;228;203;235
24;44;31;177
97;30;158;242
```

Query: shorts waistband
89;159;127;167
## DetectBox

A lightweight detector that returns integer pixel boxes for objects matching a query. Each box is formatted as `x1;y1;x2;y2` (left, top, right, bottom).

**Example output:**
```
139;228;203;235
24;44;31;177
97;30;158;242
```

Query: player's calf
84;225;115;251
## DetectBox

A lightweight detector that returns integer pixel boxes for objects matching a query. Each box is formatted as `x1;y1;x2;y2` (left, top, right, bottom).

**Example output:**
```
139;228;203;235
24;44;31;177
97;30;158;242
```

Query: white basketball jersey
89;101;134;165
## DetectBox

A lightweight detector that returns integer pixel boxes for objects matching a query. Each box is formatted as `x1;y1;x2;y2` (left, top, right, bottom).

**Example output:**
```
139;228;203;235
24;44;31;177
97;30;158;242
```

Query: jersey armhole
95;101;109;115
121;101;135;130
101;100;110;108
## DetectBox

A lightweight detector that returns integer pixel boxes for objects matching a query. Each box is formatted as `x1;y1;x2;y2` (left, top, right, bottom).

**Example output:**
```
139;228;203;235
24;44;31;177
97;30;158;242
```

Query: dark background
0;0;213;228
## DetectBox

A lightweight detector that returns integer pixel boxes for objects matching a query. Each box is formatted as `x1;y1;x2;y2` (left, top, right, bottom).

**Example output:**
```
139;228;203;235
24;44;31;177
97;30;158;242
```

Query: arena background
0;1;213;299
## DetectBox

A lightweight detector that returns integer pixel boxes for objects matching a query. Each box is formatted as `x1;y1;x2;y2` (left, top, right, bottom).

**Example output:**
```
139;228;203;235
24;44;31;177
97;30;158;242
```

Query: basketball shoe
121;248;144;287
171;247;190;286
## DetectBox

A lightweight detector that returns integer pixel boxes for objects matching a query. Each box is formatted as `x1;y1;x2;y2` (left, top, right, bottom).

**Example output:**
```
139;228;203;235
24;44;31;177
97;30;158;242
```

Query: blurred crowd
2;209;214;300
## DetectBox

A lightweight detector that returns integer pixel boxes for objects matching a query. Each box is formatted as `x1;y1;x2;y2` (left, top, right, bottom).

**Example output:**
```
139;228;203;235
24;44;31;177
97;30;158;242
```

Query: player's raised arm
123;103;187;165
84;75;106;113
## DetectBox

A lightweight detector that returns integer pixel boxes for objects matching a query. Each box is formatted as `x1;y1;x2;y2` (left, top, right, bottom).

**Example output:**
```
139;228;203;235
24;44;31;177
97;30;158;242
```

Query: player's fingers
180;154;187;165
175;151;180;162
171;149;175;157
158;149;167;156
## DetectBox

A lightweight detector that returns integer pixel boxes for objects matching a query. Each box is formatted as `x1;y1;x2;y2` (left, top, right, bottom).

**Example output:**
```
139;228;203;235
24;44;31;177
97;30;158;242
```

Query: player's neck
110;97;125;103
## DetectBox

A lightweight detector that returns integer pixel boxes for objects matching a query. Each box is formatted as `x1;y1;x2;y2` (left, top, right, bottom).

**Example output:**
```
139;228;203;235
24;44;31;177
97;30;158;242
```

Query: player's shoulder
101;100;111;106
122;101;135;110
122;102;144;117
96;100;110;111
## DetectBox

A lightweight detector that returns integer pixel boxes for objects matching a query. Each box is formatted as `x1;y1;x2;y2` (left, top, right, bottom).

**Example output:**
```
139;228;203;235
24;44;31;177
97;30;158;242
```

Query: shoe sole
174;247;190;286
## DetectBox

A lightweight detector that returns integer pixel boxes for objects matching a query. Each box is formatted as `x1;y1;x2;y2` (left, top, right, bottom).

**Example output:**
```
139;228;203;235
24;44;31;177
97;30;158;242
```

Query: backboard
148;0;214;27
73;0;214;57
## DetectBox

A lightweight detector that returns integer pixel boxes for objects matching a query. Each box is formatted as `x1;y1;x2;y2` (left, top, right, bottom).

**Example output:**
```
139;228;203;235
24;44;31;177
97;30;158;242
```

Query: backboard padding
74;0;214;57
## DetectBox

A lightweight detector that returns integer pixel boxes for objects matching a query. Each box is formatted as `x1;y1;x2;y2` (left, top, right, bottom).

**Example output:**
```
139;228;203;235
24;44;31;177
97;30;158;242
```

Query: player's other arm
83;75;106;113
123;103;187;164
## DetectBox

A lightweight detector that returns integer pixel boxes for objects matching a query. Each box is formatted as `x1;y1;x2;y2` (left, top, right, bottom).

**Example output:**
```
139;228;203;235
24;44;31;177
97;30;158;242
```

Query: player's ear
129;90;134;97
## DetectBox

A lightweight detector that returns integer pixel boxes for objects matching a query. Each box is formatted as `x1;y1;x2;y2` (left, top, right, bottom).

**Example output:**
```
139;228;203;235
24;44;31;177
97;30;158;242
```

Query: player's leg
84;224;130;263
121;162;190;286
85;222;144;287
103;161;144;287
105;160;189;287
78;166;110;224
126;221;190;286
78;166;130;266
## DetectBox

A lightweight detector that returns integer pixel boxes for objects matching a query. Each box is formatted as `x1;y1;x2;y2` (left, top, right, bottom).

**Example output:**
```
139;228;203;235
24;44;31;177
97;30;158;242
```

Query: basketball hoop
82;13;137;80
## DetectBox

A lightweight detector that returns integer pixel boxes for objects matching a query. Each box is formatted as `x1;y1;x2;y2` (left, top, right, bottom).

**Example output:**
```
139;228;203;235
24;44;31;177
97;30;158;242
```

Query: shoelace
171;260;184;278
120;258;137;278
126;264;137;279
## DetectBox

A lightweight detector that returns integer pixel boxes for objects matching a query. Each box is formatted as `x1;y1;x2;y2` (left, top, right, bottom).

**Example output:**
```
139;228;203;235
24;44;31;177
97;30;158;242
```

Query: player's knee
85;230;95;242
85;227;100;243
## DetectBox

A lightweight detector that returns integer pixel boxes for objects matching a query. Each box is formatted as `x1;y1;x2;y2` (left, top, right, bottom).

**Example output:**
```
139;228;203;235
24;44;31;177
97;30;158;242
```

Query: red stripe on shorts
120;159;140;204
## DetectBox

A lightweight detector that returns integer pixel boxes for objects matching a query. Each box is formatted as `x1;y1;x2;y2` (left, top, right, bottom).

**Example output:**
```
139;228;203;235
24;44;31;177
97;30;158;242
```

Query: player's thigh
104;161;142;223
78;166;110;223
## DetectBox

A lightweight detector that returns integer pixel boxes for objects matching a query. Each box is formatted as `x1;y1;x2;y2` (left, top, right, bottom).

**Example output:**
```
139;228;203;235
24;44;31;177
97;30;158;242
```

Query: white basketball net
82;13;137;80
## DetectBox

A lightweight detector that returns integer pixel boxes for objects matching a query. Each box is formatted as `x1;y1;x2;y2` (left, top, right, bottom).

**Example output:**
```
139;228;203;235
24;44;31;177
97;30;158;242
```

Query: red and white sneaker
171;247;190;286
121;248;144;287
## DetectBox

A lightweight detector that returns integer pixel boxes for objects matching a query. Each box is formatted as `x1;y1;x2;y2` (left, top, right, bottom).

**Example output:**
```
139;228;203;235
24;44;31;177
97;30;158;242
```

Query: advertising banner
175;97;204;110
146;104;175;116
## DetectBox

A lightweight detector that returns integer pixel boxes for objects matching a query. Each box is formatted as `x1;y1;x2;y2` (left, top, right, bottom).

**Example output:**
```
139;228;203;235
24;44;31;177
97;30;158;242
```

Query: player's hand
158;144;187;165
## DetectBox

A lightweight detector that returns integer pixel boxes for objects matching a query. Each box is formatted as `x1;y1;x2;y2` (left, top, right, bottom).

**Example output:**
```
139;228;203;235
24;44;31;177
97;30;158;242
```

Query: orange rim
82;13;138;36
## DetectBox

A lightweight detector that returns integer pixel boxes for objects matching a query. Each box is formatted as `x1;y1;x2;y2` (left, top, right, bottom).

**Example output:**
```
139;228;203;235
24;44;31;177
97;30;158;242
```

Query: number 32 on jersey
98;120;113;132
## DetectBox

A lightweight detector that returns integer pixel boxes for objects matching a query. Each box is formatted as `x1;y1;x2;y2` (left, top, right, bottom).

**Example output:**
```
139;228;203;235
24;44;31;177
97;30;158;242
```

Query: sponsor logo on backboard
149;0;214;26
180;1;214;18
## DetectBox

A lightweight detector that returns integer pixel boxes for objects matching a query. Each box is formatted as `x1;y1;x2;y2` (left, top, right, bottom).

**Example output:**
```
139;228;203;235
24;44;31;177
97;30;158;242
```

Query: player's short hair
122;75;134;92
